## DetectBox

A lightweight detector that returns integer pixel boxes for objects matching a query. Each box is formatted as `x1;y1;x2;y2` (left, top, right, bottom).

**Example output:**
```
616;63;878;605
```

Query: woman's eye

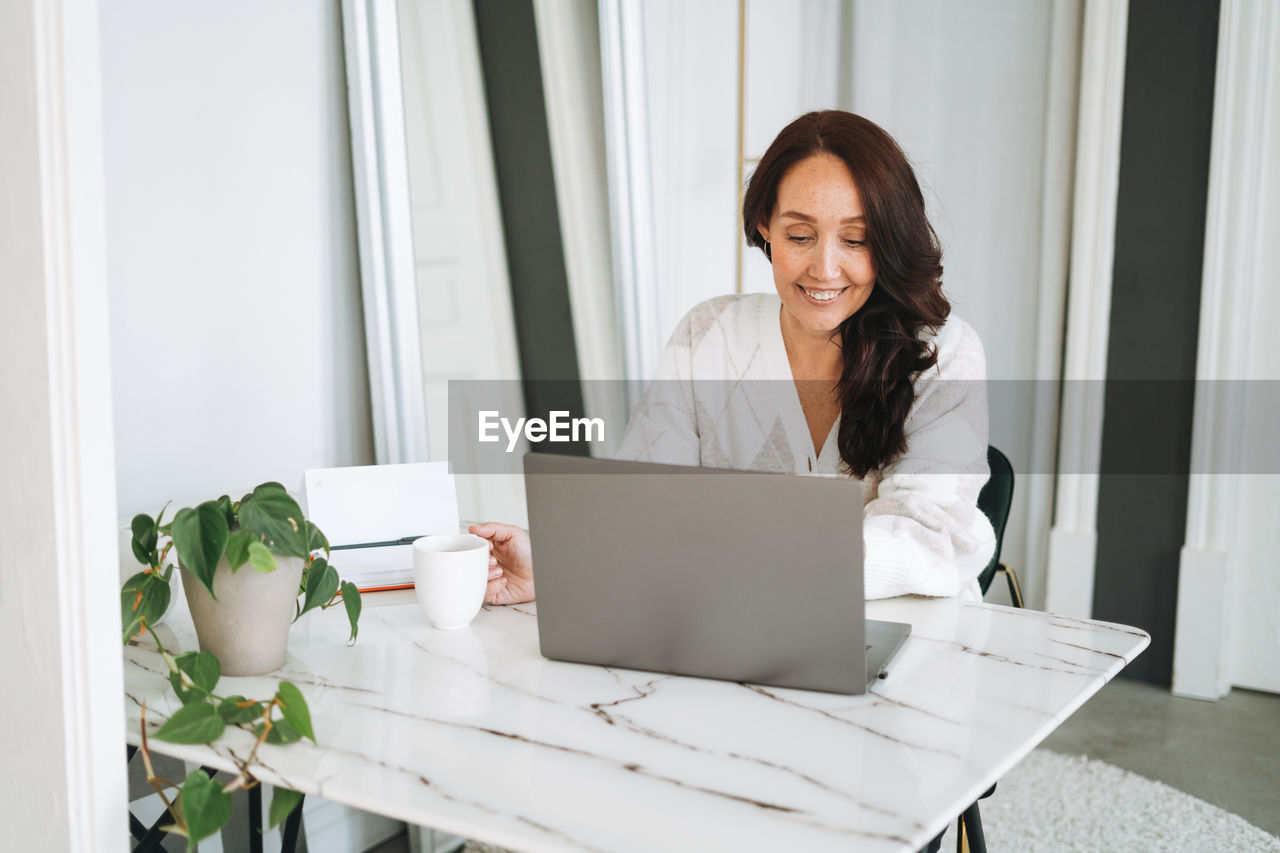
844;239;865;247
787;235;812;244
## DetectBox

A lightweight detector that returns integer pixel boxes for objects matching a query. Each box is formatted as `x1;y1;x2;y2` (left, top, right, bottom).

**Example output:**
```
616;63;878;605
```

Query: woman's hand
469;522;535;605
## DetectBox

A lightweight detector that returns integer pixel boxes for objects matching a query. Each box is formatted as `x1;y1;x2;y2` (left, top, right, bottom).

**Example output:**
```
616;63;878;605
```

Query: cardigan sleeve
614;308;702;467
861;320;996;600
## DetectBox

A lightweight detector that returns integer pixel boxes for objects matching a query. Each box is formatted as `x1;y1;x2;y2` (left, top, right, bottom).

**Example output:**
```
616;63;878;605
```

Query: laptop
523;453;910;695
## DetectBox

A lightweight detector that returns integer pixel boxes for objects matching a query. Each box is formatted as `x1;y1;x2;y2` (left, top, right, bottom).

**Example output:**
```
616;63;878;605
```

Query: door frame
1044;0;1130;618
0;0;128;846
341;0;430;465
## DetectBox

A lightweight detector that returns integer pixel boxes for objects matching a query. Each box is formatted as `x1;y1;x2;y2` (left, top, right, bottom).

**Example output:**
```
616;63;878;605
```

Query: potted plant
123;481;361;674
121;481;362;847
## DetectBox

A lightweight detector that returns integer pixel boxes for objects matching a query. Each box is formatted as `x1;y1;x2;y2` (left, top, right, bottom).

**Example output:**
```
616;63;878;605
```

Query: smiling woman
743;111;954;479
603;110;994;602
478;111;996;607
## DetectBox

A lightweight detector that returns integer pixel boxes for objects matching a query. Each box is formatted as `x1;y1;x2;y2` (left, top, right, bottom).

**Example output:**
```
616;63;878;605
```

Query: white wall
101;1;374;521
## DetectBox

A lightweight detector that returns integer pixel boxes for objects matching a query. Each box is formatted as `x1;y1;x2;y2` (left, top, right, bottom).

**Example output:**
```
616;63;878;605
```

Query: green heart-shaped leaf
215;494;235;527
256;718;302;745
300;559;338;616
237;483;307;558
224;529;254;571
120;590;144;642
247;540;278;573
306;521;330;558
269;786;304;829
120;572;170;643
178;769;232;844
131;513;158;566
341;581;361;643
216;695;265;725
170;502;230;598
154;702;226;744
274;681;315;742
170;651;221;701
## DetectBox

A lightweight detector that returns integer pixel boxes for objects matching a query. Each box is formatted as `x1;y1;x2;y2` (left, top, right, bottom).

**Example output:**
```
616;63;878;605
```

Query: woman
474;110;994;605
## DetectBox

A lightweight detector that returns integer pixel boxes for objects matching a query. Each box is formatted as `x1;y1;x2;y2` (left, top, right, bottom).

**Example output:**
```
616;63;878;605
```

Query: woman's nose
809;239;841;281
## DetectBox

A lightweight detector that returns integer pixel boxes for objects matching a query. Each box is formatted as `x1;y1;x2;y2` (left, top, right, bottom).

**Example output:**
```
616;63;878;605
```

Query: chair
954;446;1024;853
976;445;1023;608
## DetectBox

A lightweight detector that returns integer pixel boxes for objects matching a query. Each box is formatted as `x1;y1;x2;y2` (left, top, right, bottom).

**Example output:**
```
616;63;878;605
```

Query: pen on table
330;536;430;550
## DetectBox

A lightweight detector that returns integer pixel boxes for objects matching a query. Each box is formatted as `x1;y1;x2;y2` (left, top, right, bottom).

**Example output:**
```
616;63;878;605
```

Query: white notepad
303;462;461;591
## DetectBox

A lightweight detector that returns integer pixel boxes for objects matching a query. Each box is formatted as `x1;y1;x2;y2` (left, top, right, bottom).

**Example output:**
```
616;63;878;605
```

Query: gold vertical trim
735;0;748;294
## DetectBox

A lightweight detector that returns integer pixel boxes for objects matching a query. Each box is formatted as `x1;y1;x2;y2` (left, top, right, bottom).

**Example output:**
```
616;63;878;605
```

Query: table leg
958;801;987;853
249;784;264;853
280;792;306;853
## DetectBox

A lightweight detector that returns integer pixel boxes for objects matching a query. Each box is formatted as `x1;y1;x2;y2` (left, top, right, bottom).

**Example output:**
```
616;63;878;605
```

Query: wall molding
1020;0;1083;610
0;0;127;845
341;0;429;464
599;0;661;394
1044;0;1129;617
40;1;130;843
1172;0;1277;700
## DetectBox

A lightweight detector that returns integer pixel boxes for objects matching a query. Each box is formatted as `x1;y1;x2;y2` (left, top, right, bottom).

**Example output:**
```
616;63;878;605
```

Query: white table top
124;593;1148;852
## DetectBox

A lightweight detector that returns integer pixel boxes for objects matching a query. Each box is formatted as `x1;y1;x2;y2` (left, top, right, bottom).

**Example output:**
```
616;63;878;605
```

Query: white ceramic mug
412;533;488;630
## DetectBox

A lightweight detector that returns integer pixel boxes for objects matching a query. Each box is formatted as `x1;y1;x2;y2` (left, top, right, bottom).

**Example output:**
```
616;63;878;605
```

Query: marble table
124;593;1148;852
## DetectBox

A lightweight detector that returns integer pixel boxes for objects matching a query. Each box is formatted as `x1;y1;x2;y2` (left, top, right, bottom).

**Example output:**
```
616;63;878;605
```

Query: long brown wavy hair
742;111;950;477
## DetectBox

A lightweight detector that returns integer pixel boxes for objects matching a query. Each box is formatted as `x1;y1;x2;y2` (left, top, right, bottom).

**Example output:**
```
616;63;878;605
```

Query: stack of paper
303;462;460;592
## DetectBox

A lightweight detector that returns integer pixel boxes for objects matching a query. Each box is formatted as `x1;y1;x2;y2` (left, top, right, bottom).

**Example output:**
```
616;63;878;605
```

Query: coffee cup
412;534;488;630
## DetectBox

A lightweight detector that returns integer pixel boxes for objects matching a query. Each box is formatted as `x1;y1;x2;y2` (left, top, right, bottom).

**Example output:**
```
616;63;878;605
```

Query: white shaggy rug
461;749;1280;853
939;749;1280;853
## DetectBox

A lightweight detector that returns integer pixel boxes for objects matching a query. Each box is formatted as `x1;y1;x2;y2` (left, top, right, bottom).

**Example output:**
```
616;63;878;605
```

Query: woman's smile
797;284;850;305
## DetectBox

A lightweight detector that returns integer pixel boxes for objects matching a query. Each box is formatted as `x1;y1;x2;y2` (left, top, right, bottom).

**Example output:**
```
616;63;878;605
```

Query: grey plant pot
181;554;304;676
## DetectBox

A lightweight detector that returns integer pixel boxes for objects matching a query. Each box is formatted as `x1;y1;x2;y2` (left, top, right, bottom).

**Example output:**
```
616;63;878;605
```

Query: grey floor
1040;676;1280;837
370;677;1280;852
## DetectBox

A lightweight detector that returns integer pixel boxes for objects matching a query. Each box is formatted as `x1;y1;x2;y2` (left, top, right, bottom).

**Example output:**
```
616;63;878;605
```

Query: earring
763;241;772;260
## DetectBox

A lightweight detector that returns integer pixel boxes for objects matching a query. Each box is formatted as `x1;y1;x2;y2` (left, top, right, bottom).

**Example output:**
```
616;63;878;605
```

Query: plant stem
222;700;278;794
139;703;183;830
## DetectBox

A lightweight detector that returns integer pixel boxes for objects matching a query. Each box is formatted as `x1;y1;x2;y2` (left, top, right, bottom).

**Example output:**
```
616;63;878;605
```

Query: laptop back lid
523;453;869;694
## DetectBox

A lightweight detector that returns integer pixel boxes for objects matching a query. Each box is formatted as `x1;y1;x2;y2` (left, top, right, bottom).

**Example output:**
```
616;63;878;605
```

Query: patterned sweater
616;293;994;600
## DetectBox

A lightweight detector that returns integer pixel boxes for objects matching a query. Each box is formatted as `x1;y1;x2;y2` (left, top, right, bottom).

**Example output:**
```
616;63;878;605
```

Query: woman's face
757;153;876;342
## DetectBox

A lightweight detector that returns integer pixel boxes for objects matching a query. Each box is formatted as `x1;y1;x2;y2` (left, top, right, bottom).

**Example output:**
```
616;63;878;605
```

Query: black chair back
976;445;1014;596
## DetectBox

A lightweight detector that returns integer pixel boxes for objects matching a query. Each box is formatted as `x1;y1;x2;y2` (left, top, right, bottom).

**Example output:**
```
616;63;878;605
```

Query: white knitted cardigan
616;293;995;600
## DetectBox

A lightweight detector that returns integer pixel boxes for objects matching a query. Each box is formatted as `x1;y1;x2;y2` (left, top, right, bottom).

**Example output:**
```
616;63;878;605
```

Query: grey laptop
523;453;910;695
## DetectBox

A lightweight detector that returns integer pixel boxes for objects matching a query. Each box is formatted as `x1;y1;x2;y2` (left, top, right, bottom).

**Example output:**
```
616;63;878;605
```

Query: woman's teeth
803;287;843;302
